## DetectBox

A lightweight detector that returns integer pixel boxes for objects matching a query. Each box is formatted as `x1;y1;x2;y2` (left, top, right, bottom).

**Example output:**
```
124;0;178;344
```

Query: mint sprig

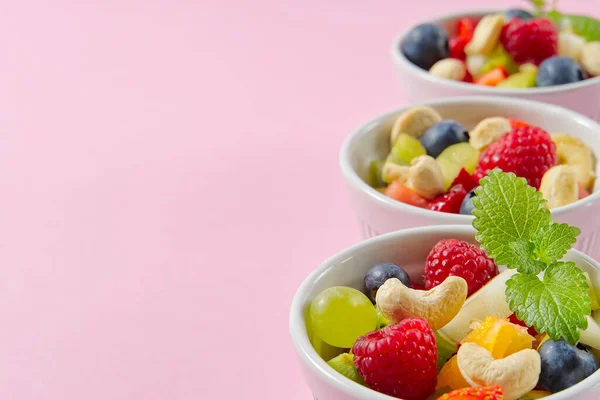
473;170;590;344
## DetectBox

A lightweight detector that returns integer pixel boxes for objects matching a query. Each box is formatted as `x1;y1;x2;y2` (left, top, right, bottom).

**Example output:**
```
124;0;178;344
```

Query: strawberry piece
449;36;469;60
509;312;539;336
451;168;478;192
410;281;425;290
436;385;503;400
457;17;477;41
507;118;530;129
463;68;473;83
475;66;508;86
579;182;590;199
428;184;468;214
384;181;429;208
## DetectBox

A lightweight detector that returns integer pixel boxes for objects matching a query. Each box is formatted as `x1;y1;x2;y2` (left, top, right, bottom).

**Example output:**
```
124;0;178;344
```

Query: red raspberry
425;239;498;296
473;126;557;189
428;184;468;214
500;18;558;65
353;318;437;400
451;168;477;192
436;385;503;400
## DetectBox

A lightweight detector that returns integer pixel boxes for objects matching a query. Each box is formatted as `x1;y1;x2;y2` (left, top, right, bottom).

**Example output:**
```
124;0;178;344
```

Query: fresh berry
451;168;477;192
504;9;534;21
459;187;477;215
402;24;449;70
500;18;558;65
364;263;411;303
508;312;538;336
420;120;469;158
538;339;599;393
449;36;468;60
425;239;498;296
436;385;503;400
410;281;425;290
463;68;473;83
473;126;557;189
428;184;468;214
385;181;429;208
457;17;477;41
353;318;437;400
536;56;587;87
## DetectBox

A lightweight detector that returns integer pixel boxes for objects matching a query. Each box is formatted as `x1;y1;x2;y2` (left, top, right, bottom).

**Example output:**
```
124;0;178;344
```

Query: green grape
436;143;480;191
497;70;537;89
368;160;386;188
481;46;519;75
327;353;366;385
435;330;458;373
310;286;378;348
305;305;346;360
391;133;426;165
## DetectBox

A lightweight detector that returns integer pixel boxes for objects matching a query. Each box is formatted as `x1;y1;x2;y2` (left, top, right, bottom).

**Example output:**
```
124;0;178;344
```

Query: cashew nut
580;41;600;77
551;133;596;190
376;276;467;331
465;14;505;56
466;55;488;79
539;165;579;209
390;107;442;145
457;343;541;400
406;155;445;199
429;58;467;81
381;162;410;184
469;117;511;150
558;32;586;60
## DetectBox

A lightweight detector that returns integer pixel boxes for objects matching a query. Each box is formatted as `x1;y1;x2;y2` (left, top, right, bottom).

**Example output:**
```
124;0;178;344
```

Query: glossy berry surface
504;9;534;21
538;339;599;393
451;169;477;193
353;318;437;400
459;188;477;215
428;184;468;214
402;23;449;70
473;126;557;189
500;18;558;65
425;239;498;296
536;56;587;87
364;263;411;303
420;120;469;158
436;385;503;400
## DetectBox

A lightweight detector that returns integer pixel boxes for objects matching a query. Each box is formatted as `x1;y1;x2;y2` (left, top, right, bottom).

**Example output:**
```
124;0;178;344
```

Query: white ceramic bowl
339;96;600;259
290;225;600;400
391;9;600;122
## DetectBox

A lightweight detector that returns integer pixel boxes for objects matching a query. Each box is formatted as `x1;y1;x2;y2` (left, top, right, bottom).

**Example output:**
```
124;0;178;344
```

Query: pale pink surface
0;1;597;399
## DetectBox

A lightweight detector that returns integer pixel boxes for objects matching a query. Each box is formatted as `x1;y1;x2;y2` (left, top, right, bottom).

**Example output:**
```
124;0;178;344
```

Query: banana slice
390;106;442;145
558;32;586;60
539;165;579;209
469;117;511;150
465;14;505;56
551;133;596;190
580;41;600;77
429;58;467;81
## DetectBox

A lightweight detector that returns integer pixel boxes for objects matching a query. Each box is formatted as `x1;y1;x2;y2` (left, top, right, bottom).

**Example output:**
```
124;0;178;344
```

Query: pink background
0;0;597;399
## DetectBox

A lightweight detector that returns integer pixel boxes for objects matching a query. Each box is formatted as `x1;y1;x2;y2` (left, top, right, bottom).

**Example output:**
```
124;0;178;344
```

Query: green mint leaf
505;262;591;344
547;10;600;41
473;170;551;261
532;223;581;265
494;239;546;274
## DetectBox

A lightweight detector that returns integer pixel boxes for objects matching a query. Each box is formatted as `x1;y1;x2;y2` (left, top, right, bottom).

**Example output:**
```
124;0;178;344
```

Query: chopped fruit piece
327;353;366;385
450;36;469;60
507;118;530;129
374;187;386;194
463;69;473;82
457;17;477;41
500;18;558;65
497;69;537;88
428;184;468;213
508;313;538;336
436;143;480;190
353;318;437;400
384;181;429;208
584;272;600;310
369;160;386;187
481;45;519;75
436;330;459;373
474;66;508;86
425;239;498;296
461;316;534;359
579;182;590;199
436;385;503;400
436;355;470;390
410;281;425;290
391;133;427;165
520;390;552;399
451;168;478;193
534;333;550;351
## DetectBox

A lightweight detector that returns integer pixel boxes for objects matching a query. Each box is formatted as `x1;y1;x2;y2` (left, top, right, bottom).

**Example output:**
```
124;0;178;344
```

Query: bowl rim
390;8;600;94
289;224;600;400
338;95;600;222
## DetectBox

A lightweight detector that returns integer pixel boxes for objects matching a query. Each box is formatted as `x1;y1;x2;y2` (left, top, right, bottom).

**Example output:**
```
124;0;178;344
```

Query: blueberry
536;56;587;87
420;120;469;158
460;188;477;215
401;23;449;70
538;339;599;393
504;9;534;21
364;263;411;303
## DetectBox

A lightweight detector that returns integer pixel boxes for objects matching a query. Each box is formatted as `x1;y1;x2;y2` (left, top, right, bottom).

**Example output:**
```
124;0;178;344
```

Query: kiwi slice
327;353;366;385
435;330;458;373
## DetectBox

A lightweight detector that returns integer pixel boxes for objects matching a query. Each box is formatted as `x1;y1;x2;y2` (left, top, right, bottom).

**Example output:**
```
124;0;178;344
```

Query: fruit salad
307;171;600;400
401;2;600;88
369;105;596;214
